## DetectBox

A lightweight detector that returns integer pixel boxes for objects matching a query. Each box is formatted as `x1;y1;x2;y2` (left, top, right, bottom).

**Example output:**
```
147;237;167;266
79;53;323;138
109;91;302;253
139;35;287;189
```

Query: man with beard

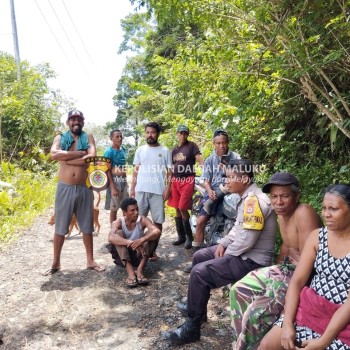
43;110;105;276
130;122;172;261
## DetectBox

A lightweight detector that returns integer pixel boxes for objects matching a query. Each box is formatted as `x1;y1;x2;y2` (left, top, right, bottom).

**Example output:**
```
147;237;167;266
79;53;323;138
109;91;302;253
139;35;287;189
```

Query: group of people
44;110;350;350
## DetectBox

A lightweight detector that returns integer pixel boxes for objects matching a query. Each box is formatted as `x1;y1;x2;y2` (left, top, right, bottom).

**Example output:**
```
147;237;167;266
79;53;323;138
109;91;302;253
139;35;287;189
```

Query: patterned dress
276;227;350;350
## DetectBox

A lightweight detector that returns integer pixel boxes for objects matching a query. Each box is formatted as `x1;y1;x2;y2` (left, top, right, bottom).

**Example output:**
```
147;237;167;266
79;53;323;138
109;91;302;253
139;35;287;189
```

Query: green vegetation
2;1;350;243
0;162;57;245
0;53;70;245
112;0;350;212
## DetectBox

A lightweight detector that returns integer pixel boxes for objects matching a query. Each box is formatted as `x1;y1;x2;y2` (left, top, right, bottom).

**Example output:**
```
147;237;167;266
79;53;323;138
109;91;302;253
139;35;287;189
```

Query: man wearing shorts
104;129;129;224
43;109;104;275
130;122;172;260
107;197;161;287
167;125;203;249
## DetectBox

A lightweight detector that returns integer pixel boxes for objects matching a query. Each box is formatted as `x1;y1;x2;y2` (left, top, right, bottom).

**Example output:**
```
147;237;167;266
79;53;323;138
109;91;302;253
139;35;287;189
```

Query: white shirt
133;144;172;195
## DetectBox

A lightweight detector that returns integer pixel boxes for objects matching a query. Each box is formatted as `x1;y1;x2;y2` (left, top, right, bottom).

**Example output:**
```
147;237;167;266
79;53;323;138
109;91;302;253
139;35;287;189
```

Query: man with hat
162;159;277;345
43;109;105;275
230;171;322;349
167;125;204;249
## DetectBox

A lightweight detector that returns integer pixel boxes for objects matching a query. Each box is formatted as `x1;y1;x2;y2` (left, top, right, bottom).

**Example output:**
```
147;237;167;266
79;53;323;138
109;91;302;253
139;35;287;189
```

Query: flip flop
125;277;138;288
149;254;159;262
42;268;60;276
87;265;105;272
137;276;149;285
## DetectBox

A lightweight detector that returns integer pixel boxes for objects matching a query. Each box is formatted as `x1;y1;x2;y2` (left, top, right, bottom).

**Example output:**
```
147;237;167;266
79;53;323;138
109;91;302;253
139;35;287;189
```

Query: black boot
177;301;207;322
172;217;186;245
183;262;193;273
203;184;228;214
183;219;193;249
161;316;201;345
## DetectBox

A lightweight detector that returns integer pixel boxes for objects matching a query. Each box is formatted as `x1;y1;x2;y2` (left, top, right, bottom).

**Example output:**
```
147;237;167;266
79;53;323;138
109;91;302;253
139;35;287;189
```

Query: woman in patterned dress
258;184;350;350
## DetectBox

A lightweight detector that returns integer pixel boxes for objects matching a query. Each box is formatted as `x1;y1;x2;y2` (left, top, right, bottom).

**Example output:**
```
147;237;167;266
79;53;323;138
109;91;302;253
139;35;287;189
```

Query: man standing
192;129;240;252
230;172;322;349
130;122;172;260
162;159;277;345
108;197;161;287
43;110;104;275
104;129;128;224
167;125;204;249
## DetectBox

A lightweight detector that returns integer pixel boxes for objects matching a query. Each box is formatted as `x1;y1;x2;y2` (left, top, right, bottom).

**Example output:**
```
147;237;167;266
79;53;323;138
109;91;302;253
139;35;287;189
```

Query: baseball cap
177;125;189;133
213;129;229;138
262;172;300;193
67;110;84;120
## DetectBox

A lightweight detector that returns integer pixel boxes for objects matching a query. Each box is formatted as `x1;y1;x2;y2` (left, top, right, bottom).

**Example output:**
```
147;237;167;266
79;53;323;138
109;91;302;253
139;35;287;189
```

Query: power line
61;0;96;69
34;0;71;65
47;0;90;77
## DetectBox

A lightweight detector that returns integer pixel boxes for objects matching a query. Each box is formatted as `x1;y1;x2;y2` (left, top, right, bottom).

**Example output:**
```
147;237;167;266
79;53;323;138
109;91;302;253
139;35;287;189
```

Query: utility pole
9;0;21;81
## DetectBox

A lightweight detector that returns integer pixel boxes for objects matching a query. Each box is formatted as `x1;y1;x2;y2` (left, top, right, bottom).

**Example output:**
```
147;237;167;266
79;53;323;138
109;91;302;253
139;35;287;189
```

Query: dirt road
0;204;233;350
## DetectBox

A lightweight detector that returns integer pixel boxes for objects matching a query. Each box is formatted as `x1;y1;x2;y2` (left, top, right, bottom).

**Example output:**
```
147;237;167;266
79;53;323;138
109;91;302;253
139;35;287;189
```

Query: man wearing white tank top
108;197;161;287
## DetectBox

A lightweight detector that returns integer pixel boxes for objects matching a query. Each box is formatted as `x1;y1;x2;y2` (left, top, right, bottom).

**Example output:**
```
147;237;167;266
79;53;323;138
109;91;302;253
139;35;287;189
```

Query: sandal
137;276;149;285
149;253;159;262
42;267;60;276
125;277;138;288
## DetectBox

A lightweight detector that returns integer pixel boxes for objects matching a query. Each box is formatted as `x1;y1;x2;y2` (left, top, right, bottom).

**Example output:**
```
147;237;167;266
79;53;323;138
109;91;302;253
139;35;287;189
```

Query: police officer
162;159;277;345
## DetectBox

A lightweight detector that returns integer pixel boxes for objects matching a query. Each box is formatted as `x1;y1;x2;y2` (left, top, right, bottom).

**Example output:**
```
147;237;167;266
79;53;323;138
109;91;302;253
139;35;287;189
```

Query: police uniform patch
243;193;264;230
85;156;111;192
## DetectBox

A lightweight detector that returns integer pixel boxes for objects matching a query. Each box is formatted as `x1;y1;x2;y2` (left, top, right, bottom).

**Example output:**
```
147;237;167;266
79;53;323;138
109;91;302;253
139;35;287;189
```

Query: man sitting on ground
230;172;323;349
162;159;277;345
108;197;161;287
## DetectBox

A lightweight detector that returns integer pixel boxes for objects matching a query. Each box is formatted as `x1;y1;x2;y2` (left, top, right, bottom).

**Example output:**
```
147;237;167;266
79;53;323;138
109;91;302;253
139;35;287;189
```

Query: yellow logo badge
243;194;264;230
85;157;111;192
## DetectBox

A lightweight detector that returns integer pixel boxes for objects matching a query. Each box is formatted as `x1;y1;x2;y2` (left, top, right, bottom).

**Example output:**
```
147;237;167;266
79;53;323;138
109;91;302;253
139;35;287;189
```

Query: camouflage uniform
230;260;295;350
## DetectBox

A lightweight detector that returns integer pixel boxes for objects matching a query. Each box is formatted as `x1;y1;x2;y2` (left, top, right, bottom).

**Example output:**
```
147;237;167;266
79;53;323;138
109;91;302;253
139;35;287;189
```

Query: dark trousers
187;245;262;318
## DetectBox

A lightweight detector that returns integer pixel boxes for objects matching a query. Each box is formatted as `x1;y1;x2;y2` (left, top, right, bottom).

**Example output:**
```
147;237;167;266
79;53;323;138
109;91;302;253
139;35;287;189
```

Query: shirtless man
43;109;104;275
108;197;161;287
230;172;322;349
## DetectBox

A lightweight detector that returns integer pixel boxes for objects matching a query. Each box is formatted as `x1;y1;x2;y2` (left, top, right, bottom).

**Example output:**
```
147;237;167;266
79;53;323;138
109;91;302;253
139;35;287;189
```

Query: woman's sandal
125;277;138;288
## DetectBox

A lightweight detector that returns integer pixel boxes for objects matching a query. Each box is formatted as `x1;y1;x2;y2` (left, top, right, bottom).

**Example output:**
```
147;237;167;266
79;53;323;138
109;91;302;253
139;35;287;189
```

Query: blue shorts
198;193;221;217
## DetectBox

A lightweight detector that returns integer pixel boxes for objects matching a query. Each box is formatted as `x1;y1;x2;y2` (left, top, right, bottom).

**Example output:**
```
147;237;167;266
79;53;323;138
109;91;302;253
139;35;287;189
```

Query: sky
0;0;135;126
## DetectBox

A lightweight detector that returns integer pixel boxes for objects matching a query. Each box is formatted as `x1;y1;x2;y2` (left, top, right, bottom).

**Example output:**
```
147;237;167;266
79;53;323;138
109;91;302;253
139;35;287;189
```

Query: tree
123;0;350;160
0;52;70;171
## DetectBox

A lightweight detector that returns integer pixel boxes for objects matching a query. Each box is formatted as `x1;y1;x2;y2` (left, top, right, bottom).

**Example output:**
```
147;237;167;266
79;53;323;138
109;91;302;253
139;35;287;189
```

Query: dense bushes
0;162;56;245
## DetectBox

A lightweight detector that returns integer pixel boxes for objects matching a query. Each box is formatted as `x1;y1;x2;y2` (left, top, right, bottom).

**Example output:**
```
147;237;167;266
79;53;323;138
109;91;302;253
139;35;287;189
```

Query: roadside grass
0;162;57;246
